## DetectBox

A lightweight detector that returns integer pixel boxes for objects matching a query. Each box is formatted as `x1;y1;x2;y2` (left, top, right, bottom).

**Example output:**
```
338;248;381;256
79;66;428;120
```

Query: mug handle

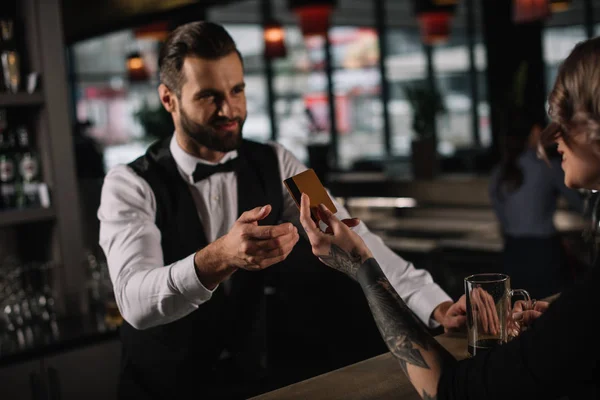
508;289;531;339
509;289;531;307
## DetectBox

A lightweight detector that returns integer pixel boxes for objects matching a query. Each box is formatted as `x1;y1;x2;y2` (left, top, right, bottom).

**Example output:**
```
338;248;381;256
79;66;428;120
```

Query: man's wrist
431;301;453;325
193;245;237;290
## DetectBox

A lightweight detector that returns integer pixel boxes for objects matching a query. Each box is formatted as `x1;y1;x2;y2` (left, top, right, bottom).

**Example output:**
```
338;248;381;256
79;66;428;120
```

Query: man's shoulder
103;164;144;186
126;138;171;175
127;151;152;174
98;164;155;220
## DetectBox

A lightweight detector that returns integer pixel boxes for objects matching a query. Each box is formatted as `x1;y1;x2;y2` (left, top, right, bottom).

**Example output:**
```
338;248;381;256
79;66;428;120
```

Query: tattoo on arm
318;244;362;278
363;276;432;373
356;258;456;400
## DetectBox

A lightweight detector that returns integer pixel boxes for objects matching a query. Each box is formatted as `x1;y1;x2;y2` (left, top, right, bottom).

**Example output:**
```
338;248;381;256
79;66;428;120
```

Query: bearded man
98;21;464;400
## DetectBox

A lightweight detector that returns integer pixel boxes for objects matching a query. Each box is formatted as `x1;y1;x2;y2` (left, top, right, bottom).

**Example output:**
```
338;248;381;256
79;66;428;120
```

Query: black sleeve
438;264;599;400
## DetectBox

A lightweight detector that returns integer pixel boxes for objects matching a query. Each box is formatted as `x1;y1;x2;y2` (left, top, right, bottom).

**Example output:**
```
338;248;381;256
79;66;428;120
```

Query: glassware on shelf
0;19;21;94
98;258;122;329
0;257;60;355
84;252;122;330
41;261;59;339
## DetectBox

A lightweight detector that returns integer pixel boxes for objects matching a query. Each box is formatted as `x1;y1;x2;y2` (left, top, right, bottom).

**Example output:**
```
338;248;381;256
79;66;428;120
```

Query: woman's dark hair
536;37;600;251
497;110;532;199
158;21;242;96
539;36;600;157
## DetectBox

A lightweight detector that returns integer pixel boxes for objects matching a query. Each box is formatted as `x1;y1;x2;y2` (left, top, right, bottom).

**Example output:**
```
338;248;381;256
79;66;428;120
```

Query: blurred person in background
488;111;584;299
73;119;105;179
73;119;105;257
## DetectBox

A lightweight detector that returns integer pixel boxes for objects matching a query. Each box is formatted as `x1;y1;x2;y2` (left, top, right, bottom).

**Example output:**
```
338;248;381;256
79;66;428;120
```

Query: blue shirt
488;149;584;237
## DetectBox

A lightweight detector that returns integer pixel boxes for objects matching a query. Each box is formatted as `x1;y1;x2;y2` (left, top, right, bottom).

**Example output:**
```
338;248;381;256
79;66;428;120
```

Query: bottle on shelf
16;125;41;208
0;17;21;94
0;108;20;210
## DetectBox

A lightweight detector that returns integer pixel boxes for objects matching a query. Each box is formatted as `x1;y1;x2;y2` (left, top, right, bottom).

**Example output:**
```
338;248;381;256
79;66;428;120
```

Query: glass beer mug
465;273;531;357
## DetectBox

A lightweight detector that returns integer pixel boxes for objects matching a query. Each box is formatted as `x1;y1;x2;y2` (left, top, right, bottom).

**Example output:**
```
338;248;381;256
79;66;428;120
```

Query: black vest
120;138;284;398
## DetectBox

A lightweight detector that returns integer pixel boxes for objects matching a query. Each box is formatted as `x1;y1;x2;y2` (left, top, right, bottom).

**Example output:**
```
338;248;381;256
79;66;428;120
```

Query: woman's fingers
534;300;549;313
318;203;346;234
472;289;489;333
483;291;499;335
300;193;322;243
325;218;360;235
343;218;361;228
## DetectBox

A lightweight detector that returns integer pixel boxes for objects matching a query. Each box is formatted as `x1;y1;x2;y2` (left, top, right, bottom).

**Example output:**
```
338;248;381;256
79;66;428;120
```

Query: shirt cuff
170;253;217;305
407;284;453;329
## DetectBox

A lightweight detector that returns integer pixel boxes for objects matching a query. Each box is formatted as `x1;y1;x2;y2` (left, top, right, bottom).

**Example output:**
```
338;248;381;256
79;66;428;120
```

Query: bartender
98;21;464;399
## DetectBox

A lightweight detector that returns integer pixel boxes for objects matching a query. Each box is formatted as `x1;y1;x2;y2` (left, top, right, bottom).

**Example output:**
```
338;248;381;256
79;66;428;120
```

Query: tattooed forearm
318;244;362;278
388;333;427;376
356;258;456;400
363;276;431;369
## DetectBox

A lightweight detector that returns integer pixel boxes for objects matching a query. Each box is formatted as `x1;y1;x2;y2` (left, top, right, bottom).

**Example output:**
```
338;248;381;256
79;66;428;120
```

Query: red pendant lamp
134;21;170;42
264;19;287;59
418;12;452;45
288;0;336;38
513;0;550;23
413;0;456;45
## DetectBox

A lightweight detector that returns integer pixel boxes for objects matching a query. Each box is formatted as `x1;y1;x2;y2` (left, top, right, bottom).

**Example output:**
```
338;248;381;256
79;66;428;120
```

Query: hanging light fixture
513;0;550;23
549;0;571;12
264;19;287;59
288;0;336;38
413;0;456;45
134;21;170;42
126;51;148;82
417;12;452;45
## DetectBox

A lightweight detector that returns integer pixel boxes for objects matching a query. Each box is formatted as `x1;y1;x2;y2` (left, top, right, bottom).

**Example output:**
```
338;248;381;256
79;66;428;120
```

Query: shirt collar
169;134;239;184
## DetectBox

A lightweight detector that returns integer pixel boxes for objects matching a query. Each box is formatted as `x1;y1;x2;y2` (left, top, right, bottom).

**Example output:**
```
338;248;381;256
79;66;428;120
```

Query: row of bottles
0;108;48;210
1;12;23;93
0;5;29;93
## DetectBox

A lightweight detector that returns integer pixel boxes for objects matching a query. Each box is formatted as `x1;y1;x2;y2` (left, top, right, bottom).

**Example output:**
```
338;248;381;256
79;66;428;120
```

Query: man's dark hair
158;21;242;96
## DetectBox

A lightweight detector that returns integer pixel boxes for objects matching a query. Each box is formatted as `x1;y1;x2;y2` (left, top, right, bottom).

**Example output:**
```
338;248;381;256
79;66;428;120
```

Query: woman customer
298;36;600;399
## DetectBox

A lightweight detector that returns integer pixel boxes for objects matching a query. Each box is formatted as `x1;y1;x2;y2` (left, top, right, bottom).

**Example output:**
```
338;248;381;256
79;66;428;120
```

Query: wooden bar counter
251;332;469;400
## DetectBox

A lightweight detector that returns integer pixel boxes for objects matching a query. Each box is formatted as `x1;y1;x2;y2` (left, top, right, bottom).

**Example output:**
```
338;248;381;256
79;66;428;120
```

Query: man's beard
179;104;245;152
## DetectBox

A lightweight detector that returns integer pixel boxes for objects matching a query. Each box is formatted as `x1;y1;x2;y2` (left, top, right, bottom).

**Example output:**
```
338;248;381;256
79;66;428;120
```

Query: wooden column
481;0;547;163
36;0;86;315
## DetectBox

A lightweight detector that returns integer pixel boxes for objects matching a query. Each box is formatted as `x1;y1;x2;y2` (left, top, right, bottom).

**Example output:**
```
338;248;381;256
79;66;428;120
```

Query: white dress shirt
98;135;451;330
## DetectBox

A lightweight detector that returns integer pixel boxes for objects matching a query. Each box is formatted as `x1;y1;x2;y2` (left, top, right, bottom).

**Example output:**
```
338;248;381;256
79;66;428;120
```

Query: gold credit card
283;168;337;222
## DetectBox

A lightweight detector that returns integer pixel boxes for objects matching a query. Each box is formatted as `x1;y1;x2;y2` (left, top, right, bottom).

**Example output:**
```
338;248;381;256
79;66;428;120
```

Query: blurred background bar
0;0;597;398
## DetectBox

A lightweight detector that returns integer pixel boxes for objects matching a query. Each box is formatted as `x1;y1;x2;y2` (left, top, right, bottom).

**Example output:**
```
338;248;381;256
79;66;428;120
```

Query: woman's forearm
356;258;457;399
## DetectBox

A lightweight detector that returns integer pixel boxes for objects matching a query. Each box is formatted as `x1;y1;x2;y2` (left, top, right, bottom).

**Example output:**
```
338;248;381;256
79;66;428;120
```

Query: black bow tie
192;157;239;183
